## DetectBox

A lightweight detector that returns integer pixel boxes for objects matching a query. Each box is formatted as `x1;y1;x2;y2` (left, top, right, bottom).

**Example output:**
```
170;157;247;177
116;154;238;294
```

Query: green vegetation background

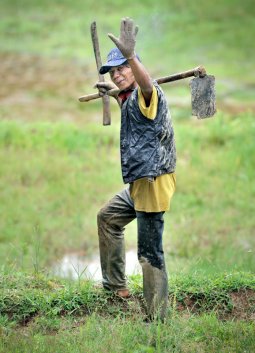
0;0;255;351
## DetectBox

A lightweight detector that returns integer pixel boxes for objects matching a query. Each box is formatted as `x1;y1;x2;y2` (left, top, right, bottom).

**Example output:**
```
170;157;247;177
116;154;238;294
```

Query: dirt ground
1;53;255;125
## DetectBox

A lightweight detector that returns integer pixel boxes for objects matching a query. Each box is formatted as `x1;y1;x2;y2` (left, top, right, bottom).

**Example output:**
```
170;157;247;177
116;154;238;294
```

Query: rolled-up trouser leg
97;188;136;291
136;211;168;321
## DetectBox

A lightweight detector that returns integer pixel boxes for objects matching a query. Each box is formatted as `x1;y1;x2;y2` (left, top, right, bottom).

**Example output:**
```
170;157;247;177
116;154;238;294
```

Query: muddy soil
1;53;254;124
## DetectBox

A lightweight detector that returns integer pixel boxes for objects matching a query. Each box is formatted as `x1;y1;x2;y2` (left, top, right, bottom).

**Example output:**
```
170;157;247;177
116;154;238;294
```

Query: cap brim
99;58;128;75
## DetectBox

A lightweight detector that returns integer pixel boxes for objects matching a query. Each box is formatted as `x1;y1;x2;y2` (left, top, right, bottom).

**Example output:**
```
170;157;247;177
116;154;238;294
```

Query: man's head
99;48;140;91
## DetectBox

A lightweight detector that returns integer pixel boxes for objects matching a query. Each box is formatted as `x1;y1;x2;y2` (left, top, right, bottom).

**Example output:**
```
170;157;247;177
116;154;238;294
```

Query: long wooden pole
79;66;206;103
91;22;111;125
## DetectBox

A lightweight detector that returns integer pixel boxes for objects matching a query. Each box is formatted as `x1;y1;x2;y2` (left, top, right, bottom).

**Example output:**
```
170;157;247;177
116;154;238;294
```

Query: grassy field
0;0;255;351
1;272;255;352
0;113;254;274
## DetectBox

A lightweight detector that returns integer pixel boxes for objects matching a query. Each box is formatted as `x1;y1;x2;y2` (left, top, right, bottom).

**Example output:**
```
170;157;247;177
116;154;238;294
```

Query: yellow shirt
130;86;176;212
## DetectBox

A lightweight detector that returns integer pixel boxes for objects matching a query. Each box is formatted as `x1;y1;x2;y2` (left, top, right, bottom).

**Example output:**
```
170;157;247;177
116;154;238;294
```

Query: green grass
0;120;122;268
1;315;255;353
0;113;254;273
0;272;254;352
1;112;254;351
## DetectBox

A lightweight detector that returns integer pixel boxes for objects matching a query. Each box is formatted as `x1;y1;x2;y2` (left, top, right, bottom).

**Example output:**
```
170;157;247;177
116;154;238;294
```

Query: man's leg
97;188;136;292
136;211;168;321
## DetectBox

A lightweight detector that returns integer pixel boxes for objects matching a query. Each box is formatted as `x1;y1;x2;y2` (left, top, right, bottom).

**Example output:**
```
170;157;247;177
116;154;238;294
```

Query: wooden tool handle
79;89;120;102
91;22;111;125
156;66;206;84
79;66;207;103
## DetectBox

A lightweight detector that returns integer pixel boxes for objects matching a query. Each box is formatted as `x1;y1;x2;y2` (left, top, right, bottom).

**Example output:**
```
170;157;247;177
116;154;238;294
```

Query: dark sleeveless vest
120;82;176;184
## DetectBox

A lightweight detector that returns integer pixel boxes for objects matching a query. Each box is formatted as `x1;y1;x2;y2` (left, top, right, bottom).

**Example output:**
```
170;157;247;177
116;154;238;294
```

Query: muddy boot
136;211;168;322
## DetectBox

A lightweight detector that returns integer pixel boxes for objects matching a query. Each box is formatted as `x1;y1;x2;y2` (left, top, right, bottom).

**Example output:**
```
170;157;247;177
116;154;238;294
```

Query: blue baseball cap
99;48;140;74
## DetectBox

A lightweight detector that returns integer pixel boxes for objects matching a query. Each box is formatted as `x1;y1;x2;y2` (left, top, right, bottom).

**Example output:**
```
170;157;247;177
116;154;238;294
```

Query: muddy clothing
120;82;176;184
98;82;176;321
97;188;168;320
130;86;176;212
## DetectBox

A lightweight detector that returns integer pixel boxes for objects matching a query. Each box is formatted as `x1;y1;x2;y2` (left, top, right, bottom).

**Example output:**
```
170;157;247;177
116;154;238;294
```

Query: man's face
109;65;137;90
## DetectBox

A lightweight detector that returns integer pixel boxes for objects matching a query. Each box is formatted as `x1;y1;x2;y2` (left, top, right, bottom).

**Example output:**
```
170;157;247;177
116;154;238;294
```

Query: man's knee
97;206;108;226
97;205;118;229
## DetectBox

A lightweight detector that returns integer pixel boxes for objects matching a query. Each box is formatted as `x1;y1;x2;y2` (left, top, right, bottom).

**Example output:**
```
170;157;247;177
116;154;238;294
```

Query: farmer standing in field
96;17;176;322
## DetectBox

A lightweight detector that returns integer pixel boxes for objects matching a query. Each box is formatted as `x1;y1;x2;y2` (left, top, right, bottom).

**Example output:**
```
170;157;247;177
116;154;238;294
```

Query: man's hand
108;17;139;60
94;81;119;99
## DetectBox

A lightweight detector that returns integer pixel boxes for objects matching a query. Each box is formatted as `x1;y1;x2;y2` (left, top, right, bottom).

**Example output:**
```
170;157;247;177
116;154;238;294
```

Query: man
96;17;176;321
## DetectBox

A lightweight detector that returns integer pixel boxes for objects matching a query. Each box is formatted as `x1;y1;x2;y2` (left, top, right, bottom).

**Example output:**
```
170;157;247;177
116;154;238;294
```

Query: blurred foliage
0;0;254;273
1;0;255;82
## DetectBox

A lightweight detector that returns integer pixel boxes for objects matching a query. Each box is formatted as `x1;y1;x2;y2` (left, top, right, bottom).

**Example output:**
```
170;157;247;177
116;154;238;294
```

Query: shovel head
189;75;216;119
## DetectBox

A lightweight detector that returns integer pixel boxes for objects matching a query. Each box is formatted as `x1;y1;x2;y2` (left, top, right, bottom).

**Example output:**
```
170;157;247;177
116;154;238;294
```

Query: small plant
32;224;42;275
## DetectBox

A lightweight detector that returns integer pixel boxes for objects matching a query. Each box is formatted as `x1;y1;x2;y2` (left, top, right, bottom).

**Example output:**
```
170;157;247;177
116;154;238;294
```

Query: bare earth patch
1;53;255;124
175;289;255;321
15;289;255;337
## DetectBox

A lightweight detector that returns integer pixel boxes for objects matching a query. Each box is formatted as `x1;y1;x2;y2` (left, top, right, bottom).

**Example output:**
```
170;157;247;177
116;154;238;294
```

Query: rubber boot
136;211;168;321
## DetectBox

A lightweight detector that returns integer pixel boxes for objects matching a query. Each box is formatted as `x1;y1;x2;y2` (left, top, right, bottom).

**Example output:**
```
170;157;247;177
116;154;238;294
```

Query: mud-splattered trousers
97;187;168;321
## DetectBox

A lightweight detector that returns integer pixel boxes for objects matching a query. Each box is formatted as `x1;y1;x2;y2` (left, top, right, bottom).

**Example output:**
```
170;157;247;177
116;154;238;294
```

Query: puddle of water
52;249;141;281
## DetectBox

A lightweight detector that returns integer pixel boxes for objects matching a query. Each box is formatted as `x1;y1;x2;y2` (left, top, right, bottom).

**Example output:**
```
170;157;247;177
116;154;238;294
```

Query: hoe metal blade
189;75;216;119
